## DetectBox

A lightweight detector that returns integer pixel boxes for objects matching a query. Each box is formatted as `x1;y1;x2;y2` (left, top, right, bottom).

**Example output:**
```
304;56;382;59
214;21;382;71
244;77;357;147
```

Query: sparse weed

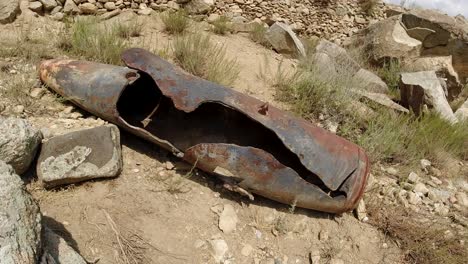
249;23;271;48
161;10;190;34
212;16;231;35
115;19;144;39
357;112;468;164
0;20;53;61
377;59;401;99
172;34;240;86
59;17;127;65
0;72;38;111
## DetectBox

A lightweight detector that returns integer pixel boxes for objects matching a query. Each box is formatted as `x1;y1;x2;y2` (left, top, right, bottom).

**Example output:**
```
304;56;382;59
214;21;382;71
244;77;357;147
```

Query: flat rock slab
37;125;122;188
0;161;42;264
40;227;86;264
0;0;20;24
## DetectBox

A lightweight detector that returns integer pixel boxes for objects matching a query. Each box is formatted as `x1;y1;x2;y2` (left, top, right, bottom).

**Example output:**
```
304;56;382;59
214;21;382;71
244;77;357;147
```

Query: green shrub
115;19;143;39
377;59;401;98
161;10;190;34
59;17;127;65
212;16;231;35
172;34;239;86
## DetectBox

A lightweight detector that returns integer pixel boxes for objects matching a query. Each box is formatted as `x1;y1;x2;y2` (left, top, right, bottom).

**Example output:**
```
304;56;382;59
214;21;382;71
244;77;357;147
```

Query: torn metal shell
39;48;369;213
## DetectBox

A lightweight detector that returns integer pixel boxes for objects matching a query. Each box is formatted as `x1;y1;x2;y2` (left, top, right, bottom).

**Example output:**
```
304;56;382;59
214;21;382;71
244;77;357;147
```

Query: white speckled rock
0;161;42;264
0;117;42;174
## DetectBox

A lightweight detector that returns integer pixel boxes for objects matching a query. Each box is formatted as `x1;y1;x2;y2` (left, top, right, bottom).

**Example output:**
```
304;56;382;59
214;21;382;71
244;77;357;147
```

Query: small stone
104;2;117;10
29;2;44;13
382;243;388;249
407;192;422;205
430;167;443;177
219;204;238;233
430;176;443;185
414;182;429;195
407;172;419;183
30;88;46;98
138;8;152;15
420;159;431;171
50;5;62;15
318;230;329;241
428;190;441;202
62;106;74;114
434;203;449;216
455;192;468;207
209;239;229;263
354;199;367;221
167;1;180;10
79;3;98;14
70;112;82;119
14;105;25;114
207;13;220;23
40;0;58;11
385;167;399;176
165;161;175;170
241;244;253;257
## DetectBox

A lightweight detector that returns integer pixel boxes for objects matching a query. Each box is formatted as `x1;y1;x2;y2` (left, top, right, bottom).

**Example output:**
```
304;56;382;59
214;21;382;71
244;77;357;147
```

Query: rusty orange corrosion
39;48;369;213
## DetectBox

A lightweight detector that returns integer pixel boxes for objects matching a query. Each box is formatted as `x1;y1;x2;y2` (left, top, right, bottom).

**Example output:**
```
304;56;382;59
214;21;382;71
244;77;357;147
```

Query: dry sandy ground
0;8;402;264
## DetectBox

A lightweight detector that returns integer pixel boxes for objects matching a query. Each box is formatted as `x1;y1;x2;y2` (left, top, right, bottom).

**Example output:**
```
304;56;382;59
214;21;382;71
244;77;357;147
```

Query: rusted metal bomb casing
39;48;369;213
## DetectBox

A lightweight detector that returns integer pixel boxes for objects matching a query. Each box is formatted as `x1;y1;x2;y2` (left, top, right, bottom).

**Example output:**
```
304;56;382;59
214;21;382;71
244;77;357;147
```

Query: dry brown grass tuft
104;210;147;264
366;199;467;264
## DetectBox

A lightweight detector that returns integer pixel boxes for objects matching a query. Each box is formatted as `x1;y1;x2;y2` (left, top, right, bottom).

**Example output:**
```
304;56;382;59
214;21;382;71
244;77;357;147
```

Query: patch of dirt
1;10;402;264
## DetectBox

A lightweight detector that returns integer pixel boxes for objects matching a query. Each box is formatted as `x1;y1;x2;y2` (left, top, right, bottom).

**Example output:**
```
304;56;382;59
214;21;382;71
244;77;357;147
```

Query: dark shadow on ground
42;215;81;253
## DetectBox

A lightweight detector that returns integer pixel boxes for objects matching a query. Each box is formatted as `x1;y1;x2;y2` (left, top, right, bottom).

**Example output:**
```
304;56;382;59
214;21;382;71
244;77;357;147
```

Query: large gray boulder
400;71;458;123
37;125;122;188
401;9;468;84
308;40;388;93
0;161;42;264
346;15;422;64
266;22;306;58
40;227;86;264
0;0;20;24
401;56;462;100
0;117;42;175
